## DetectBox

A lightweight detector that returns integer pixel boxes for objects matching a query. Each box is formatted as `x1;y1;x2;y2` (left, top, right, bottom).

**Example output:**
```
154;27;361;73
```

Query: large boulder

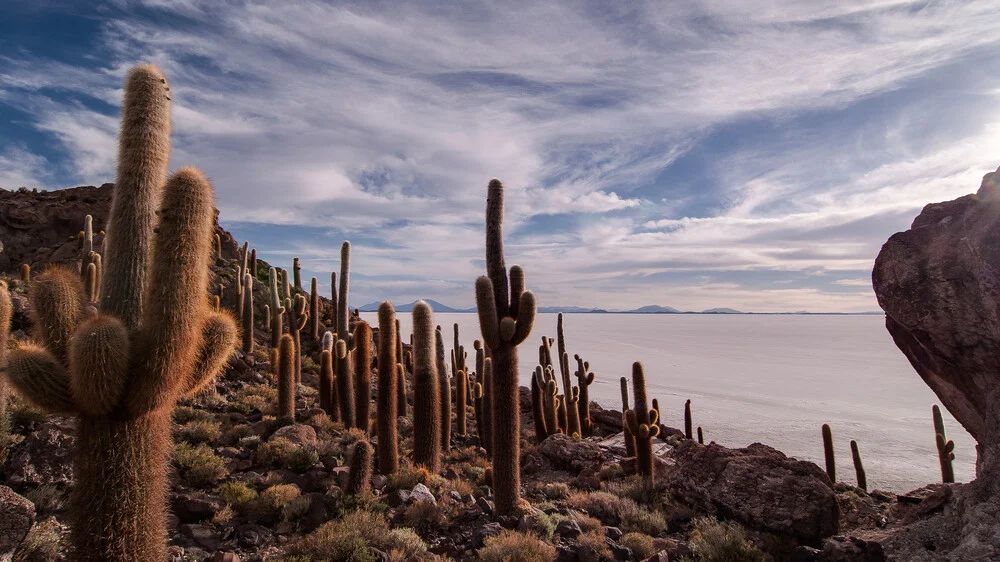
666;440;839;544
537;433;605;474
0;486;34;562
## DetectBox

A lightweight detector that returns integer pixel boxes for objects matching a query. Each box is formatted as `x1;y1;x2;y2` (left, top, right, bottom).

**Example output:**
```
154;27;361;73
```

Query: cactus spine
684;399;693;440
376;303;399;474
336;242;354;427
620;376;636;459
822;423;836;483
412;301;440;472
4;65;236;562
625;363;659;482
354;321;372;434
574;354;594;436
436;326;451;451
347;440;373;496
241;273;254;356
850;440;867;491
933;405;955;483
309;277;320;341
277;334;296;419
474;179;537;515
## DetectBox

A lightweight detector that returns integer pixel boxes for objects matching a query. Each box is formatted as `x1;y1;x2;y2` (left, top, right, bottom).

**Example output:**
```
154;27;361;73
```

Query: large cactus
241;273;254;356
531;366;548;442
0;282;10;435
319;332;336;419
474;179;537;515
335;242;354;428
277;333;296;419
309;277;320;341
412;301;440;472
268;268;285;350
574;354;594;436
395;318;407;418
822;423;836;483
453;349;468;436
3;64;236;562
286;293;308;384
376;303;399;474
624;363;659;483
292;257;302;292
354;321;372;434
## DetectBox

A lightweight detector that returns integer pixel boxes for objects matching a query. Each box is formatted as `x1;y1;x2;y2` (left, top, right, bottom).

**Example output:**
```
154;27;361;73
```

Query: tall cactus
475;179;537;515
574;354;594;436
396;318;407;418
347;440;373;496
249;248;256;278
822;423;836;483
932;405;955;483
3;64;236;562
620;376;636;460
80;214;94;277
542;367;560;437
436;327;451;451
850;440;867;491
309;277;320;341
319;333;336;419
684;399;693;440
214;233;222;261
531;366;548;442
241;273;254;356
412;301;440;472
336;242;354;428
453;350;468;436
481;357;494;457
624;363;659;483
277;333;296;419
268;268;285;350
354;321;372;434
0;282;10;438
286;294;308;384
292;257;302;292
329;271;338;328
376;303;399;474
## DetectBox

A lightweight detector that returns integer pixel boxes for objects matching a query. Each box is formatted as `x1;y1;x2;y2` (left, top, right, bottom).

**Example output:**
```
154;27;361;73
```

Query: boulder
0;486;34;562
666;440;839;544
537;433;605;473
270;424;317;447
4;421;75;486
872;166;1000;463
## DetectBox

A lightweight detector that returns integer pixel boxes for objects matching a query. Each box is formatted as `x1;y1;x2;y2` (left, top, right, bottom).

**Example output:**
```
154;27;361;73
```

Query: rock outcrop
873;167;1000;474
0;485;34;562
666;440;840;544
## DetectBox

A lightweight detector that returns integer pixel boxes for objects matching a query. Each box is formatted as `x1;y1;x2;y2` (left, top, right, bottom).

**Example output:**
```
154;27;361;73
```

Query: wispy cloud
1;0;999;311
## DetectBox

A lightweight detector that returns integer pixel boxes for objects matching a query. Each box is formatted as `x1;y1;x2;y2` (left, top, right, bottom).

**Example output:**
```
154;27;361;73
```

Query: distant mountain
537;306;608;314
626;305;681;313
701;307;743;314
358;300;470;313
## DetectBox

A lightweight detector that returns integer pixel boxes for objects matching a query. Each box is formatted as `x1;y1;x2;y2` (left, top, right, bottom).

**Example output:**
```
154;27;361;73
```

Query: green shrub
217;481;257;508
173;443;228;488
288;510;427;561
13;516;62;562
620;532;656;559
688;517;770;562
176;419;222;444
258;484;301;514
173;405;214;424
479;530;556;562
257;437;318;472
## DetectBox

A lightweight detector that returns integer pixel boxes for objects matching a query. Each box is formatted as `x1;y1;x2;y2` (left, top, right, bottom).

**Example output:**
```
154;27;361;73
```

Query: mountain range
358;301;880;314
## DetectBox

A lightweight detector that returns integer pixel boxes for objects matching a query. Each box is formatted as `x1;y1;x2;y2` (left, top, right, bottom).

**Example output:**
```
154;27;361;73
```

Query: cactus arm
127;167;216;415
485;179;509;318
30;267;87;364
6;344;78;414
181;309;237;397
508;265;524;319
68;314;130;416
510;290;536;345
475;276;501;351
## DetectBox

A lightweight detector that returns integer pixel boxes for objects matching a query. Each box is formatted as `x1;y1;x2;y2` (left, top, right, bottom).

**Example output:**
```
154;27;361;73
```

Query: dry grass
479;530;557;562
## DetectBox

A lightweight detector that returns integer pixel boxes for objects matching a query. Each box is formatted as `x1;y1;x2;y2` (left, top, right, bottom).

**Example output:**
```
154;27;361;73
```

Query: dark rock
472;522;503;548
605;526;624;541
821;536;886;562
234;524;272;548
476;496;494;516
181;523;222;551
791;546;823;562
643;551;670;562
386;489;410;507
667;440;839;544
537;433;605;473
555;518;582;539
4;421;75;486
0;485;35;561
610;542;633;561
171;492;224;524
299;493;331;533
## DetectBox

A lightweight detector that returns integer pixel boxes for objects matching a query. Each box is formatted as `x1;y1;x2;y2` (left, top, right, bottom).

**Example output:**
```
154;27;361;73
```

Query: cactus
336;242;354;428
286;294;308;384
531;367;548;442
91;253;102;302
85;263;99;303
620;376;636;460
453;323;466;372
0;282;10;439
80;214;94;277
319;347;335;418
354;321;372;434
542;369;560;438
249;248;256;278
309;277;320;341
3;65;237;562
932;405;956;483
347;440;374;496
376;302;399;474
624;363;659;482
293;257;302;292
412;301;440;472
329;271;338;327
566;387;582;438
395;318;407;417
277;333;296;419
263;303;270;329
851;440;867;491
481;357;494;457
697;426;704;444
280;268;290;300
822;423;836;483
453;350;468;436
241;273;254;356
684;399;693;440
473;381;485;446
475;179;538;514
436;327;451;451
20;263;29;283
268;268;285;350
574;354;594;436
214;233;222;261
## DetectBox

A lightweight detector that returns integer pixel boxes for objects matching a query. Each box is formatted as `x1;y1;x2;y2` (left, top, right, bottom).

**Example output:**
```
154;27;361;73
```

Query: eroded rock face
666;440;840;544
872;167;1000;462
0;485;34;562
4;421;75;487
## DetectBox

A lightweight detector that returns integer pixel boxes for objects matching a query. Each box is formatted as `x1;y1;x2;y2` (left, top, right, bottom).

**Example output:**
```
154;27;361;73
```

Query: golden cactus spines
412;301;441;472
354;320;373;434
376;302;399;474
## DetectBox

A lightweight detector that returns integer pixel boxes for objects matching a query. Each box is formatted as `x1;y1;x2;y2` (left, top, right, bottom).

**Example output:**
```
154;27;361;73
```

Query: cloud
1;0;998;311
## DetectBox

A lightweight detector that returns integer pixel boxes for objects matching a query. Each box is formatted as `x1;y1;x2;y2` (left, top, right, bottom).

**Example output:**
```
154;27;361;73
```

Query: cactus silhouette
376;302;399;474
474;179;537;515
574;354;594;436
933;405;956;483
277;333;296;419
336;242;354;428
354;320;372;434
347;440;374;496
248;248;256;278
292;257;302;292
851;439;867;491
329;271;338;327
396;318;407;418
309;277;320;341
3;65;236;562
697;426;704;444
624;363;659;482
822;423;836;483
684;399;693;440
412;301;441;472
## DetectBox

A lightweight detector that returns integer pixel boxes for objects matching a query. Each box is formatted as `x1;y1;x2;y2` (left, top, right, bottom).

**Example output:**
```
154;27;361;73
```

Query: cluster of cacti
932;405;956;483
3;64;236;561
436;326;452;451
452;324;468;436
530;365;548;442
412;301;441;472
624;363;660;483
475;179;537;515
354;320;372;434
376;302;399;474
822;423;836;482
474;341;493;456
534;366;560;442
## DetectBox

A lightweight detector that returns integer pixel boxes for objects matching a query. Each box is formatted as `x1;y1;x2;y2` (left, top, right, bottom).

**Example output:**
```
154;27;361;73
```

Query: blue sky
2;1;999;312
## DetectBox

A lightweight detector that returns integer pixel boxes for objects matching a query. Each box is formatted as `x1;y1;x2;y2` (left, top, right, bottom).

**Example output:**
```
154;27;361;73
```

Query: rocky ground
0;184;981;561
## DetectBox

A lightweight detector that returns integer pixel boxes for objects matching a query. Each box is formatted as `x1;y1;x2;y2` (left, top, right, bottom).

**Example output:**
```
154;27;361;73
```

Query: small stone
475;496;494;516
449;490;462;502
472;522;503;548
386;489;411;507
181;524;222;551
235;524;272;548
610;542;633;561
270;424;317;446
605;526;624;540
555;518;582;539
409;483;436;504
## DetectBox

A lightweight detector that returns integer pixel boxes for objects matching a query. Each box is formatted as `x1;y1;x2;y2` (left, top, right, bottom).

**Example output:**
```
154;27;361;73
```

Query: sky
2;1;999;312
